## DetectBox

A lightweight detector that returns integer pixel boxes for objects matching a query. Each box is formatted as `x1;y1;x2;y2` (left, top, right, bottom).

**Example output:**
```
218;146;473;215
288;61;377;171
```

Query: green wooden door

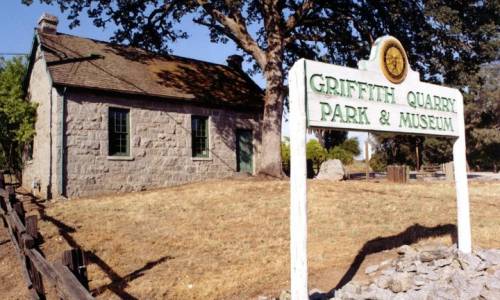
236;129;253;173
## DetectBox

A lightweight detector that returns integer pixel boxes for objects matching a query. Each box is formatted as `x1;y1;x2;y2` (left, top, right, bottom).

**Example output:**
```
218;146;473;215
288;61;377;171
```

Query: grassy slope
32;179;499;299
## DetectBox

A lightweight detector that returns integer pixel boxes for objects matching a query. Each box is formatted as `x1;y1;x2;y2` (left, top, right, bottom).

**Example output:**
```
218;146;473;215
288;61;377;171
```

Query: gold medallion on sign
380;40;408;84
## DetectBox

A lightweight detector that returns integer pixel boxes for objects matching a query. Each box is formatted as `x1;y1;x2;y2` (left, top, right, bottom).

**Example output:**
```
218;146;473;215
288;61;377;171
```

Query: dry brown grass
31;179;499;299
344;160;371;174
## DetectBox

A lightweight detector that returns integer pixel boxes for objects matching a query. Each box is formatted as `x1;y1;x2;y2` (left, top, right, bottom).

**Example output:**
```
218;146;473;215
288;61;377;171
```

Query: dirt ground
0;219;28;299
0;179;499;299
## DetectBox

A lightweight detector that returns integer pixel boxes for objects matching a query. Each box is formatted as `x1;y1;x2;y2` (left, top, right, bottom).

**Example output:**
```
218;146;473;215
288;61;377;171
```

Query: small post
0;170;5;189
365;138;369;180
0;194;6;228
0;192;6;213
25;256;45;299
62;249;90;290
416;144;420;171
26;215;39;241
6;185;16;205
13;202;26;225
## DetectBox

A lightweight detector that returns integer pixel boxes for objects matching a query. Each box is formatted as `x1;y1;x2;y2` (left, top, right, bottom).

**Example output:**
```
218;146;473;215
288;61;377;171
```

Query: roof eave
22;30;55;97
53;83;263;113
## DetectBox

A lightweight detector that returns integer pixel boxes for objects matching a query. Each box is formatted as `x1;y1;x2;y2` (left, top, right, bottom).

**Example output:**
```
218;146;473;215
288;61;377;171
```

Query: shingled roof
32;31;264;110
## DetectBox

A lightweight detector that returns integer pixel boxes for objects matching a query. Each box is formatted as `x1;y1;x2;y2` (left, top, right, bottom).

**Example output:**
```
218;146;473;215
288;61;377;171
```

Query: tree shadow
89;253;173;299
324;223;457;298
22;193;173;299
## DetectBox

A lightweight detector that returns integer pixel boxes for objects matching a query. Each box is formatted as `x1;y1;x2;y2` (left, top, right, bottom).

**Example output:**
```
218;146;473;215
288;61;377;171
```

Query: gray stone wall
22;47;62;199
64;90;262;198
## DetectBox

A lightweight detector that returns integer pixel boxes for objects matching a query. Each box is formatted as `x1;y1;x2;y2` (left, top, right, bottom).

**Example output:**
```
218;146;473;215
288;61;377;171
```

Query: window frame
108;107;131;157
191;115;210;158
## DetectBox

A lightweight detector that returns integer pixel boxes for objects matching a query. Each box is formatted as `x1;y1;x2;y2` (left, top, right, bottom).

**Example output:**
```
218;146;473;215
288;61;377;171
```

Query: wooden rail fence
0;171;94;300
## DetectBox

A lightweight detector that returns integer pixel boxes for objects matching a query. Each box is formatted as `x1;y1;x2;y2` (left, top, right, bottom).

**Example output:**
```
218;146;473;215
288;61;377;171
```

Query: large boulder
316;159;345;181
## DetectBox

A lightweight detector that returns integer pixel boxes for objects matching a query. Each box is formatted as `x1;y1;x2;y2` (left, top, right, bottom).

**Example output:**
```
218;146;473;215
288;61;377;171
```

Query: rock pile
332;244;500;300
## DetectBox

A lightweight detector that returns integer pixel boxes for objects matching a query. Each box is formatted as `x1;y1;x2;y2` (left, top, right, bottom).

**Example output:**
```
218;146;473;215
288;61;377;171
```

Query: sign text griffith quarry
288;36;471;299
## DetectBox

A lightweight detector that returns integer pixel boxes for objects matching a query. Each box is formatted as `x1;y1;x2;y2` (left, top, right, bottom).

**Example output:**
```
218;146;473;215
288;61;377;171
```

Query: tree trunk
257;37;285;177
256;1;285;178
258;70;285;177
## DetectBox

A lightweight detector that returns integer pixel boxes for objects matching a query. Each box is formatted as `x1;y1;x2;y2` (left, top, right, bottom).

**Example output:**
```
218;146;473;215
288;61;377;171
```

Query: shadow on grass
324;223;457;298
23;194;173;300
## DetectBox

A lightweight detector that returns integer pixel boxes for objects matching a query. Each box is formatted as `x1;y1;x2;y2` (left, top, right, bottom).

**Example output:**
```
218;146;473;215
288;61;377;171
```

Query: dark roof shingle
37;31;263;110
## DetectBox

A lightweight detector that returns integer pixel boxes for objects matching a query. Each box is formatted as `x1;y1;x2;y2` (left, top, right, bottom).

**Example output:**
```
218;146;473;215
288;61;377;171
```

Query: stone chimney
38;13;58;34
226;55;244;70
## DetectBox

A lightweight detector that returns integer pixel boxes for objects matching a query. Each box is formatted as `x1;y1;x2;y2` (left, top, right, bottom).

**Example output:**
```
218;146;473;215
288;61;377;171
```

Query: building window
109;107;130;156
191;116;209;158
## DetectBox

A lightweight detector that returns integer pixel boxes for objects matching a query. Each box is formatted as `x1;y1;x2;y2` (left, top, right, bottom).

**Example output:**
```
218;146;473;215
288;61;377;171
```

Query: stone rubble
259;245;500;300
332;244;500;300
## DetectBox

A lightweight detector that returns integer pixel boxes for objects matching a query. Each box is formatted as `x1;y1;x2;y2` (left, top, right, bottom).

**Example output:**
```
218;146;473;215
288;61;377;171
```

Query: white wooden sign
288;36;472;299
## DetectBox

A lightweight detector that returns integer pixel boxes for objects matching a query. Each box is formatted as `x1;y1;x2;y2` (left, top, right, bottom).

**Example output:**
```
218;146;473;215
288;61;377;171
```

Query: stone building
22;14;263;199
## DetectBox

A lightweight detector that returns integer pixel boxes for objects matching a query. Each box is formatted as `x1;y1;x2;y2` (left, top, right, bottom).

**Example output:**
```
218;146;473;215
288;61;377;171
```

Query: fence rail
0;171;94;300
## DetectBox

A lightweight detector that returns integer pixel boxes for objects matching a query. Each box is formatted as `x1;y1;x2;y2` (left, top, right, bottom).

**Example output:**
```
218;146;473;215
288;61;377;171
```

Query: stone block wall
22;47;61;199
63;90;262;198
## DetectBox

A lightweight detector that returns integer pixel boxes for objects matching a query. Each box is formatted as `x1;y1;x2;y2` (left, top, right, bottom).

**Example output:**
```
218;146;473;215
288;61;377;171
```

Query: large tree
23;0;499;176
466;62;500;171
0;57;37;179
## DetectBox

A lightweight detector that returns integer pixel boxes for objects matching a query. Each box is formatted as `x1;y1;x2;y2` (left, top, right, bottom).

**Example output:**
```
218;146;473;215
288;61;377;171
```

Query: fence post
13;202;26;225
62;249;90;290
26;215;39;241
0;170;5;189
25;255;45;300
6;185;16;206
0;191;6;213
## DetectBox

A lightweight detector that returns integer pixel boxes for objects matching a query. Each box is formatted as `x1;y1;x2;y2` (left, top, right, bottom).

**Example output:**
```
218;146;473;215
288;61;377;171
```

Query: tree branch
196;0;267;69
285;0;314;33
193;18;239;42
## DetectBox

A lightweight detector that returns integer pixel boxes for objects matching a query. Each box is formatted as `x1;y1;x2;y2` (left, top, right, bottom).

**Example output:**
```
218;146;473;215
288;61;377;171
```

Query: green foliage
23;0;499;171
306;140;328;173
422;138;453;165
370;134;416;168
328;146;354;166
281;139;290;175
340;138;361;157
321;130;348;151
369;152;388;172
281;140;290;163
27;1;499;77
466;63;500;171
0;57;37;176
282;138;358;175
306;138;359;171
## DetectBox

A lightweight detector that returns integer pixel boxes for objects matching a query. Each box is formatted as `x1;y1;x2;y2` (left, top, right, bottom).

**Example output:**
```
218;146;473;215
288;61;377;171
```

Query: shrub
340;138;361;156
369;151;387;172
306;140;328;175
328;146;354;165
281;141;290;175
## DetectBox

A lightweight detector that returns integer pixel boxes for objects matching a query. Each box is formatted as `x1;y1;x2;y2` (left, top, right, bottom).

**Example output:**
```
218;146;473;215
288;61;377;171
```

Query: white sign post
288;36;472;299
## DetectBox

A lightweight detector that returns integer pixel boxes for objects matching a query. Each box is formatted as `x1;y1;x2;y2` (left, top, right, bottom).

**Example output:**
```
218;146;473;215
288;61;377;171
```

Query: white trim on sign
288;36;472;300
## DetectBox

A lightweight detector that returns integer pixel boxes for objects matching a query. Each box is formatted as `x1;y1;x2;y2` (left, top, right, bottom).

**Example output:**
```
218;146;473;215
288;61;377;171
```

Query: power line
0;53;29;56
